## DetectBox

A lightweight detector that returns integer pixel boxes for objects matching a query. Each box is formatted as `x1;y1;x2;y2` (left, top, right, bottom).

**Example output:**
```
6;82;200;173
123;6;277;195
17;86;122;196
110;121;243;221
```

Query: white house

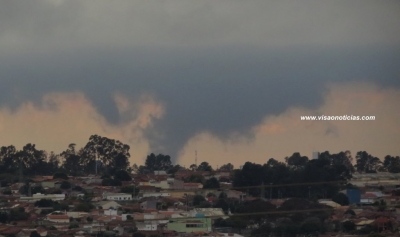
19;193;65;202
136;221;158;231
97;200;121;210
142;192;170;198
46;212;70;223
102;192;132;201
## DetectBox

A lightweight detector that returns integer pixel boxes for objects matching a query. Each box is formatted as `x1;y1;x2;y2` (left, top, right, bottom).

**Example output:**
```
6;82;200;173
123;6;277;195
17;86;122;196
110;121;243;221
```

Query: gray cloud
0;1;400;160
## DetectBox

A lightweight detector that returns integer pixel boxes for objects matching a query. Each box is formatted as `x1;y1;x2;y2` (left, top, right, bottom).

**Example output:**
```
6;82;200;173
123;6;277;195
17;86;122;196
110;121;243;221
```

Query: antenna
195;150;197;166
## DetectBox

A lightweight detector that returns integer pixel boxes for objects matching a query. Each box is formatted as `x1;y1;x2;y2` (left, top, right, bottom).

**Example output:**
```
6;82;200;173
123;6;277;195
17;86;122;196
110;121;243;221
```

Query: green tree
132;233;146;237
285;152;309;168
354;151;381;173
60;181;71;190
0;145;18;174
144;153;173;172
219;163;234;172
80;135;130;175
203;177;220;189
16;144;47;175
47;151;61;173
102;178;122;186
114;170;132;181
301;217;322;234
60;144;82;176
35;199;55;207
342;220;356;232
30;231;41;237
332;193;349;206
193;195;206;206
53;172;68;180
383;155;400;173
197;162;213;171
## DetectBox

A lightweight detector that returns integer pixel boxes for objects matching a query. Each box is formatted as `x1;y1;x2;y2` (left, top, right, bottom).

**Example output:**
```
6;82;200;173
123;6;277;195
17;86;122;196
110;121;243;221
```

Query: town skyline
1;1;400;168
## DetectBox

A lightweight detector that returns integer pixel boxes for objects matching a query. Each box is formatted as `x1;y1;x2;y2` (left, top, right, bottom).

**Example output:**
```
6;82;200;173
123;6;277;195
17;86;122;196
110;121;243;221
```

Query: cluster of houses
2;171;400;236
0;170;246;237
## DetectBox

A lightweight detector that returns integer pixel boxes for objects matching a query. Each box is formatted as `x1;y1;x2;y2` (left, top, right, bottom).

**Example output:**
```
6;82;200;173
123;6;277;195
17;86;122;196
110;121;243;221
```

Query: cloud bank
0;1;399;162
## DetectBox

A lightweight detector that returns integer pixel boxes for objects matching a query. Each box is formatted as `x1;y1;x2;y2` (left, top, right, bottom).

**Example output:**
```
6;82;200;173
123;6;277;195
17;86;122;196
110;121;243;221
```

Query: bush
132;233;146;237
72;186;83;191
60;181;71;190
114;170;132;181
342;220;356;232
35;199;55;207
2;189;11;195
332;193;349;206
68;224;79;229
102;178;122;186
53;173;68;180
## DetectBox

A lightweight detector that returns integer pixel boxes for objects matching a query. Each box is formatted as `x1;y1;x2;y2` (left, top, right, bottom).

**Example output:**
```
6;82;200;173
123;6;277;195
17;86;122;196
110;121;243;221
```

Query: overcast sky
0;0;399;167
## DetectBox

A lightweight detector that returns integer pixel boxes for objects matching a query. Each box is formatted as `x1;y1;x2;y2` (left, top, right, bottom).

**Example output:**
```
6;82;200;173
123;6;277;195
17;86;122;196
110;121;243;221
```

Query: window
186;224;203;228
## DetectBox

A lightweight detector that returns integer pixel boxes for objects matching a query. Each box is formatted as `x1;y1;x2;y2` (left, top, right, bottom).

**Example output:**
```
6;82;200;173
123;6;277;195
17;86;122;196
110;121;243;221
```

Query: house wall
167;218;212;233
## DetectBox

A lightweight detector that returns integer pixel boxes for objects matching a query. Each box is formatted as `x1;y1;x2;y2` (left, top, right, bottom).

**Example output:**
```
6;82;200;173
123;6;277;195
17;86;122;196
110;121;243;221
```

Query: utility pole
270;183;273;200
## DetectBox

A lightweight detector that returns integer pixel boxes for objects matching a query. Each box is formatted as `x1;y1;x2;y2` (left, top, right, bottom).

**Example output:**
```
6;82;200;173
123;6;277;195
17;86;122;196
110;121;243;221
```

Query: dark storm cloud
0;1;400;160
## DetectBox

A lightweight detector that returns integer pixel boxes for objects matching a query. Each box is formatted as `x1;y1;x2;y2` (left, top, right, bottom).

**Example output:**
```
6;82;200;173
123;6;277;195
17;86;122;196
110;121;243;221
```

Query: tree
53;172;68;180
0;212;8;223
47;151;61;172
193;195;206;206
30;231;41;237
0;145;18;174
354;151;381;173
344;209;356;216
332;193;349;206
60;181;71;190
80;135;130;175
219;163;234;172
16;144;47;175
383;155;400;173
197;162;213;171
342;220;356;232
60;144;82;176
102;178;121;186
19;183;45;196
167;164;182;175
114;170;132;181
132;233;146;237
144;153;173;172
189;164;197;171
301;217;322;234
184;174;203;183
35;199;55;207
203;177;220;189
232;162;264;196
285;152;309;168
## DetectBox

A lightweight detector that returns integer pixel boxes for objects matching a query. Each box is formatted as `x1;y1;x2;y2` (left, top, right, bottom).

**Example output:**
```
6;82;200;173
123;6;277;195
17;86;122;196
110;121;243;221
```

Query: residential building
167;217;212;233
97;200;121;210
102;192;132;201
19;193;65;202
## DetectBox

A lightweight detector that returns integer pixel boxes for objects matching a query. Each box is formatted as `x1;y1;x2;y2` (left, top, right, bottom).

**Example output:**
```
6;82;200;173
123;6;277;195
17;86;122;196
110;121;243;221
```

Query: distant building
312;152;319;160
19;193;65;202
102;192;132;201
346;189;361;204
167;217;212;233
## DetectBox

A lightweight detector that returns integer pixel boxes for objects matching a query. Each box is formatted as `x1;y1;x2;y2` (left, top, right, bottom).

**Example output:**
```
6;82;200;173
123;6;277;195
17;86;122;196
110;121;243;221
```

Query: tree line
0;134;398;181
0;135;130;178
